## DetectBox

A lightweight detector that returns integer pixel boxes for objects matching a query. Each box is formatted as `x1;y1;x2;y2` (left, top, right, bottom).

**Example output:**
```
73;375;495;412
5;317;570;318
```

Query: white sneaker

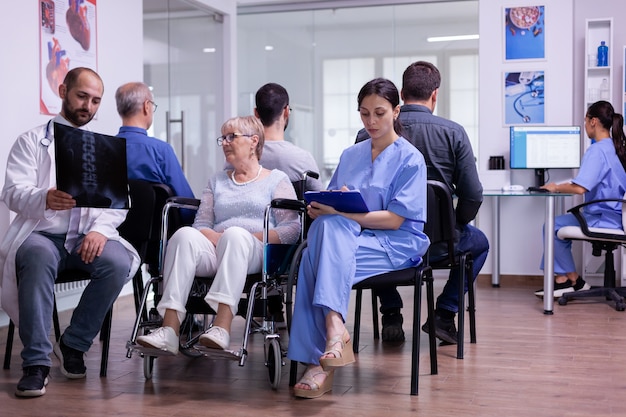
136;326;179;355
199;326;230;350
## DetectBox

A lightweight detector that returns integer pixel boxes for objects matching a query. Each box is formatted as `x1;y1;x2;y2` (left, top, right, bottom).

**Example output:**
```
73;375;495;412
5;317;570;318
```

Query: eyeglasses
217;132;251;146
149;100;158;112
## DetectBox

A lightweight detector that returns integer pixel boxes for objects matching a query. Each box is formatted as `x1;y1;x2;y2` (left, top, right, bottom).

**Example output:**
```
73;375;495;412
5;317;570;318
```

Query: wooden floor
1;274;625;417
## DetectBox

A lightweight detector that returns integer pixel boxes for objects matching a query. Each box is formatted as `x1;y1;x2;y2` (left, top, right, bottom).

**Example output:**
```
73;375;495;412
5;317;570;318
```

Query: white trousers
157;226;264;323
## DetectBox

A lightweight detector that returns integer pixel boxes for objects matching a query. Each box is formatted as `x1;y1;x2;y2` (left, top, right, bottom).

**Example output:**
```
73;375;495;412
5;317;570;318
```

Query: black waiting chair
352;264;436;395
556;196;626;311
423;180;477;359
3;179;165;377
365;180;477;360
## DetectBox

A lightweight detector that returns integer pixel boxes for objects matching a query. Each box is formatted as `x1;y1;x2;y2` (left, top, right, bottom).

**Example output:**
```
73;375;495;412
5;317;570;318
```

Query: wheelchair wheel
266;337;282;389
143;355;155;379
179;313;206;358
285;240;307;334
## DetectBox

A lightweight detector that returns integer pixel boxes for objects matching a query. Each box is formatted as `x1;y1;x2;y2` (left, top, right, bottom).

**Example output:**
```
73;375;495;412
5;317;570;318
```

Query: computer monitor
509;125;581;186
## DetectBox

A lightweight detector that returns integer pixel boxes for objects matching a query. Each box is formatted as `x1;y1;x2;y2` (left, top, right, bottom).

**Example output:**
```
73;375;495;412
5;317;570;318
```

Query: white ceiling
143;0;478;31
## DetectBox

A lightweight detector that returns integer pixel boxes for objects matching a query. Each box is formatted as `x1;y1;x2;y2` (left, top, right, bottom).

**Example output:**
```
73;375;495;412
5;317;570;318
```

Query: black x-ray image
54;122;128;209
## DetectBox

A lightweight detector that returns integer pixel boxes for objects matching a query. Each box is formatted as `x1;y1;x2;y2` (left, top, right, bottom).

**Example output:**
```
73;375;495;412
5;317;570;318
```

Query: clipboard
304;190;369;213
54;122;129;209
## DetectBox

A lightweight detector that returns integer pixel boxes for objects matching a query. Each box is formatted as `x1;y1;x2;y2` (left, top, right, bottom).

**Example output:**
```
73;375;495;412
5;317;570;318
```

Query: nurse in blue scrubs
537;100;626;298
287;78;429;398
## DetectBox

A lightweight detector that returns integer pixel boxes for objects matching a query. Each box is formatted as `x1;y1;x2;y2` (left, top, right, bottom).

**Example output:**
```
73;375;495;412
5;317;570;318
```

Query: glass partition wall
144;0;225;195
238;1;479;186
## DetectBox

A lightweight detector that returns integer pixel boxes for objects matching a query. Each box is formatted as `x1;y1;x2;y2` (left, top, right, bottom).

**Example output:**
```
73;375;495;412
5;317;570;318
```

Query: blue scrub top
572;138;626;228
327;137;430;267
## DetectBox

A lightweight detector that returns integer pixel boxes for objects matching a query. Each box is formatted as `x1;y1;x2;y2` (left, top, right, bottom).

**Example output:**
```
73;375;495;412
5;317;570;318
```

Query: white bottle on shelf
600;78;609;100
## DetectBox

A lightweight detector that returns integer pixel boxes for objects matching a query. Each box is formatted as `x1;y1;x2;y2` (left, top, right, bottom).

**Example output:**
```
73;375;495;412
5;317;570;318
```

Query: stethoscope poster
39;0;98;115
504;71;545;125
504;5;545;61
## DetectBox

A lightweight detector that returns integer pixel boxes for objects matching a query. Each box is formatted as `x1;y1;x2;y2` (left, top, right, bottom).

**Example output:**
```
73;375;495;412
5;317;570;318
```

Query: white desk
483;190;572;314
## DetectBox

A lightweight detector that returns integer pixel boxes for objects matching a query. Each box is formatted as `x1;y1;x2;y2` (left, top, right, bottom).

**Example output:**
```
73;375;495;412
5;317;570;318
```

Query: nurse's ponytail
587;100;626;171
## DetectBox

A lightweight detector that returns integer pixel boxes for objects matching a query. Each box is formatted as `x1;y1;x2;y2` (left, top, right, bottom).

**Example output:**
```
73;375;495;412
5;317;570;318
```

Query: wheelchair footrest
126;342;177;357
193;346;242;361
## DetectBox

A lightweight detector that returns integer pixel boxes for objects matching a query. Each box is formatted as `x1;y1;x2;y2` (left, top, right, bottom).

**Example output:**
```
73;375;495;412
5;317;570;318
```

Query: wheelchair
126;172;317;389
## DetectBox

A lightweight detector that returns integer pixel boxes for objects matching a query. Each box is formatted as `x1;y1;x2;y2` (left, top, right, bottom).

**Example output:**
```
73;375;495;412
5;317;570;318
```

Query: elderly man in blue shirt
115;82;195;222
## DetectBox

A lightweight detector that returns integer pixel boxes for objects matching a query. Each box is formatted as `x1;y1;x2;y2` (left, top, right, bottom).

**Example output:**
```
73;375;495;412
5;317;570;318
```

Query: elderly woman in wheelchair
136;115;300;354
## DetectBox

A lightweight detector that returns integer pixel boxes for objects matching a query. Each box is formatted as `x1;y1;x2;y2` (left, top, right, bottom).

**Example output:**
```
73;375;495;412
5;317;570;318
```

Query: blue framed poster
504;70;545;125
504;5;545;61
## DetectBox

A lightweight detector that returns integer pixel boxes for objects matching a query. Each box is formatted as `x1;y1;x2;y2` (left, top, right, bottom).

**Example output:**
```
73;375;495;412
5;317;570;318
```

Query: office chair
3;179;162;376
556;196;626;311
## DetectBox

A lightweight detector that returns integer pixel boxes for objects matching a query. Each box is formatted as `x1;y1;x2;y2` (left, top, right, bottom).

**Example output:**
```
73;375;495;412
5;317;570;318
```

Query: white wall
478;0;576;276
478;0;626;277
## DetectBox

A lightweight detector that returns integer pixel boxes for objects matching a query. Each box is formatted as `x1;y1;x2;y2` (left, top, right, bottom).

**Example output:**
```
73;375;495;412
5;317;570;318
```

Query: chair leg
53;297;61;342
353;288;363;354
99;308;113;377
411;271;422;395
467;259;477;344
425;269;438;375
289;360;299;387
3;320;15;370
456;254;467;360
371;290;379;340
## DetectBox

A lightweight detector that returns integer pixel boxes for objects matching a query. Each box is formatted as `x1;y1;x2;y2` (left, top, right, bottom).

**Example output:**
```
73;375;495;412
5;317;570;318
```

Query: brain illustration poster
39;0;98;115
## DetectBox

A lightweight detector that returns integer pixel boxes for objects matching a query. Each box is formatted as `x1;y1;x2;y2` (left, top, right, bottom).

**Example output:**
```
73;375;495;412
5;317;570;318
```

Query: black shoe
534;277;590;298
381;312;405;343
15;365;50;397
53;337;86;379
422;314;458;345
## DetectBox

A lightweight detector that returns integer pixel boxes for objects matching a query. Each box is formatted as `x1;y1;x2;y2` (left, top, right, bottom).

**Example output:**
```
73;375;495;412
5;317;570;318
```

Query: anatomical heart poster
40;0;98;115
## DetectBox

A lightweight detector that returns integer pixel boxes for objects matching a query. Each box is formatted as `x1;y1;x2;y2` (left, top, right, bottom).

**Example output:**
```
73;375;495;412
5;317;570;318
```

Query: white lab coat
0;115;140;325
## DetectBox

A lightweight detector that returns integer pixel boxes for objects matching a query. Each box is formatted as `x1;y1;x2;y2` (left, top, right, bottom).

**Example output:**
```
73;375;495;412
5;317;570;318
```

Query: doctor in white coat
0;67;139;398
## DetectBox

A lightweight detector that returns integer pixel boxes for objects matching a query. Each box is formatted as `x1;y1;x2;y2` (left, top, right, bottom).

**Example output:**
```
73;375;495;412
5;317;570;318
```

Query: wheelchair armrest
302;170;320;180
271;198;307;212
165;197;201;211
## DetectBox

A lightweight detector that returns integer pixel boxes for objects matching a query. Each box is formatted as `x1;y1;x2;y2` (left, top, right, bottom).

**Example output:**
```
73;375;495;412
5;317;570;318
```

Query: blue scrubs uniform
542;138;626;273
287;138;430;365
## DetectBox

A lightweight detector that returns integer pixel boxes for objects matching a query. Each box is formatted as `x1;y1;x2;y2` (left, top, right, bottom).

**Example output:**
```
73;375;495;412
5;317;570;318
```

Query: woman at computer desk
536;100;626;298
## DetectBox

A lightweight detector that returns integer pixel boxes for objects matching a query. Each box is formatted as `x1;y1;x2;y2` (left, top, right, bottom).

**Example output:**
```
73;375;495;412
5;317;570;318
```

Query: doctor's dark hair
63;67;103;93
587;100;626;170
255;83;289;127
401;61;441;102
357;78;404;137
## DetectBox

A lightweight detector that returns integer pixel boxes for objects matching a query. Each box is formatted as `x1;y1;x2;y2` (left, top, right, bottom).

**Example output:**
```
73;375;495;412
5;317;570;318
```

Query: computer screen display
509;125;581;169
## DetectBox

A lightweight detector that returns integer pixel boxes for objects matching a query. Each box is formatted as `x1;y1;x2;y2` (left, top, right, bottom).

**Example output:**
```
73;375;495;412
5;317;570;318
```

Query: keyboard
527;186;549;193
